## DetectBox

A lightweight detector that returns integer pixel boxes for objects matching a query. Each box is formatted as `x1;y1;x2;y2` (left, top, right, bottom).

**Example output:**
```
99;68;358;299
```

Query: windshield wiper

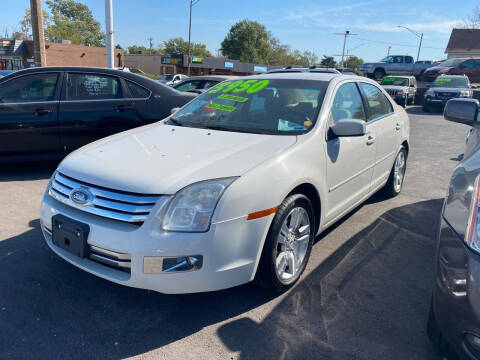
194;124;273;135
168;118;184;126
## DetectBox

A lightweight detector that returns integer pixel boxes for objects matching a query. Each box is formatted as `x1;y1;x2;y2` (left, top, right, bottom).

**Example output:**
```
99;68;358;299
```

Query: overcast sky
4;0;478;62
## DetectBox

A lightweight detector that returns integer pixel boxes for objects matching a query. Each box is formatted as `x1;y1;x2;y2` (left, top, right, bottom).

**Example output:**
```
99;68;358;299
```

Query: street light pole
387;46;391;56
187;0;199;76
334;31;358;68
397;25;423;62
105;0;114;68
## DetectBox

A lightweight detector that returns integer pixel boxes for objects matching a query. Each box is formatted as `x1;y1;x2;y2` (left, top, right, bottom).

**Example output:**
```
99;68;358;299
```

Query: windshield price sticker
384;77;396;82
218;94;248;102
435;78;452;83
208;79;270;94
205;103;236;112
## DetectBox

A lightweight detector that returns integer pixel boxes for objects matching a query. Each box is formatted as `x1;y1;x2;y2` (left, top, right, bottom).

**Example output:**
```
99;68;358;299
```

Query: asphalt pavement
0;107;468;359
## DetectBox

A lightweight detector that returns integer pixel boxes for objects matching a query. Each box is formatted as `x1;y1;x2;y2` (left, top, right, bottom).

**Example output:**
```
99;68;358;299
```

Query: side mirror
331;119;366;137
444;98;479;126
170;107;180;115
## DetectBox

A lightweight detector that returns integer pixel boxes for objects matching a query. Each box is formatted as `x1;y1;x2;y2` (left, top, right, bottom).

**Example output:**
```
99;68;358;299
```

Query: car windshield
381;77;409;86
432;77;469;88
169;79;327;135
439;58;464;67
381;56;393;62
159;74;174;81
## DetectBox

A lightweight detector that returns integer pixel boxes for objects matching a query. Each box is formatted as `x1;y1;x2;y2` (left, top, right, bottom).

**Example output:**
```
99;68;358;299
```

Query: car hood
382;85;408;91
425;66;451;73
58;123;297;195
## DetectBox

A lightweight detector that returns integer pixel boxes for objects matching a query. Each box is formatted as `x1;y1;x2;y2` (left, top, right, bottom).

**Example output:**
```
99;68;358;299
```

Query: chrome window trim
0;100;59;105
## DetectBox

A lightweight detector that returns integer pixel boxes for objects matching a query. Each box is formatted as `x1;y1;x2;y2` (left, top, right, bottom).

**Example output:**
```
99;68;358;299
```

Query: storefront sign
254;65;267;73
161;56;183;66
224;61;234;69
0;41;10;53
191;56;204;64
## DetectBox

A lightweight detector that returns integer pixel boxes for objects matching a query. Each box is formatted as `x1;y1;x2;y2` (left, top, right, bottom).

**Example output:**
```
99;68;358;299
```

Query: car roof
239;72;357;82
437;74;469;78
382;75;416;79
267;67;341;74
181;75;239;81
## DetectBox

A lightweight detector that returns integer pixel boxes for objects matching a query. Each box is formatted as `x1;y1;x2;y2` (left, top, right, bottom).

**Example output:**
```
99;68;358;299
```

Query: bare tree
459;5;480;29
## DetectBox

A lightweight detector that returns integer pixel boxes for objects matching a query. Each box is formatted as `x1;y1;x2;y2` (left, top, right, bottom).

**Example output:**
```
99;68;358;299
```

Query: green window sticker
383;77;396;82
435;78;452;83
217;94;248;102
246;80;269;94
208;79;270;95
205;103;236;112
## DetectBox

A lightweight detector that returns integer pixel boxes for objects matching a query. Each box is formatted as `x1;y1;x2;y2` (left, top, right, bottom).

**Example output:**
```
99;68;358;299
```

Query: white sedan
40;73;410;293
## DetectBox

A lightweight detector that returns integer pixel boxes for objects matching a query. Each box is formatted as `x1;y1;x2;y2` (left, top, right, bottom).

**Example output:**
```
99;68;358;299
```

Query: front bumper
433;217;480;359
40;192;271;294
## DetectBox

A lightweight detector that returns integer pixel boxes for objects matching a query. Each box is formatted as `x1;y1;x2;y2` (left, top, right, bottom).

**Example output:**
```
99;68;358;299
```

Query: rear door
458;60;476;81
324;81;377;222
59;72;140;152
358;82;399;191
0;72;62;156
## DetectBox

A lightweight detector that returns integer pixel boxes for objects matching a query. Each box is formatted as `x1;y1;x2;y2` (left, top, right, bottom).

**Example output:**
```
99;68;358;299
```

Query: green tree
163;37;211;57
221;20;271;63
320;55;336;68
344;56;364;70
46;0;105;46
18;8;50;39
127;44;162;55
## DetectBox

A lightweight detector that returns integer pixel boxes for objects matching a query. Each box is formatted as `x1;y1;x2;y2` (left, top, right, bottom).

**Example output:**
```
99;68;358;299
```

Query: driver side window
331;82;366;124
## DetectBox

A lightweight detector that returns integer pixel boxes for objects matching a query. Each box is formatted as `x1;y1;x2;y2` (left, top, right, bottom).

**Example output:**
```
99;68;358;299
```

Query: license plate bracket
52;214;90;258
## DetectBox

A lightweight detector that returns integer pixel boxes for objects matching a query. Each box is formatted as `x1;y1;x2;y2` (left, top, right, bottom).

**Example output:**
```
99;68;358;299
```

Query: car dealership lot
0;107;467;359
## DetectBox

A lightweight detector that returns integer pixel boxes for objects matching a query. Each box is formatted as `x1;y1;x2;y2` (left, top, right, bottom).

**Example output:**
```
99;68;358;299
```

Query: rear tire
373;68;385;80
255;194;315;293
382;146;407;198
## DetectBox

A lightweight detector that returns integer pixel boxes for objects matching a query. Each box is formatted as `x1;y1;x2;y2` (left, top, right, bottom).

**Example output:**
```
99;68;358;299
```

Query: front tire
255;194;315;292
383;146;407;198
373;68;385;80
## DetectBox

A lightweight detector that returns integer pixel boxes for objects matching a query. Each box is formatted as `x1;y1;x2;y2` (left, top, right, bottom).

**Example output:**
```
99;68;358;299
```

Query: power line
355;37;444;50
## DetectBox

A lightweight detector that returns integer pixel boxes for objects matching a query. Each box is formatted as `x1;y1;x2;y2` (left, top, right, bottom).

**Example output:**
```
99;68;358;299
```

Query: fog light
143;255;203;274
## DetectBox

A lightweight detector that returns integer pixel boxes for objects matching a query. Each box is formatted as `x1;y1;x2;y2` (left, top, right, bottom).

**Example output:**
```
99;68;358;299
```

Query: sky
3;0;479;63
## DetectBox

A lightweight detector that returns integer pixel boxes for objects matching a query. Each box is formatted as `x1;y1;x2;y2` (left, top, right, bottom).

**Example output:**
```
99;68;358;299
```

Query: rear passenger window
359;83;393;121
126;81;150;98
67;73;122;100
331;82;366;123
405;56;413;64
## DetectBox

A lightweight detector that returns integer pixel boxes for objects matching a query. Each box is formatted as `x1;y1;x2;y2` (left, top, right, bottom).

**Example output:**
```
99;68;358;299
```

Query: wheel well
288;183;321;233
374;67;385;73
402;140;409;157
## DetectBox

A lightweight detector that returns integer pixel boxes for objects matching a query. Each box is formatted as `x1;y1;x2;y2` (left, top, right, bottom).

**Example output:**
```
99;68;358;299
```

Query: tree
344;56;364;70
127;44;162;55
163;37;211;57
460;5;480;28
320;55;336;68
19;8;50;40
221;20;271;63
45;0;105;46
115;44;123;49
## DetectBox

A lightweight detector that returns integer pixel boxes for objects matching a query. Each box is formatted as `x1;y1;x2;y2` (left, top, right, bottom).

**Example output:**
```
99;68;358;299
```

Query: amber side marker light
247;207;278;221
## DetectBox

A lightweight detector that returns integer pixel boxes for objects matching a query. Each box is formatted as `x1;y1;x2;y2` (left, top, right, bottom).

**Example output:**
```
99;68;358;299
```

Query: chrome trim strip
90;245;131;261
89;253;131;269
55;172;159;204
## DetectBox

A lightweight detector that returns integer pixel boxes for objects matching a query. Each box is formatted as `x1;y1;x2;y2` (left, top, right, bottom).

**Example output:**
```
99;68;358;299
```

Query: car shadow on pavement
0;199;454;360
406;106;442;116
0;161;58;182
218;198;454;360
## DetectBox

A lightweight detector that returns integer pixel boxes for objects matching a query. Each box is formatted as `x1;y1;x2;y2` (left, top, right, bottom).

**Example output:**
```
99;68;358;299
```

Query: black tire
255;194;315;293
382;146;407;198
427;297;449;354
373;68;385;80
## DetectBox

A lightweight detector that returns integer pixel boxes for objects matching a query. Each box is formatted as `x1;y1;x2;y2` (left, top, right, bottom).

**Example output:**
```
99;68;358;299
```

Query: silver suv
380;76;417;107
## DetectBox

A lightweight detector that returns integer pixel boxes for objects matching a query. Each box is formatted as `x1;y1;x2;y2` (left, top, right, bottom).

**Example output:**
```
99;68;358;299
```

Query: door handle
396;123;401;130
34;109;53;116
116;104;134;112
366;135;376;145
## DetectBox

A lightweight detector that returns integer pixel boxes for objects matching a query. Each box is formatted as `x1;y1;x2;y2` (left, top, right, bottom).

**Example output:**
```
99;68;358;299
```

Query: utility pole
397;26;423;62
105;0;114;68
387;46;391;56
187;0;200;76
30;0;46;67
147;37;153;55
334;31;358;68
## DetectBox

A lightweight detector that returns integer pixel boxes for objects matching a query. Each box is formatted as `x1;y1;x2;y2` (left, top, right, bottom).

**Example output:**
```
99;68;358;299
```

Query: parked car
158;73;189;86
0;70;14;78
336;67;357;75
380;76;417;107
40;72;409;294
427;97;480;359
421;58;480;83
267;66;341;74
0;67;195;162
173;75;239;94
423;75;472;112
360;55;434;80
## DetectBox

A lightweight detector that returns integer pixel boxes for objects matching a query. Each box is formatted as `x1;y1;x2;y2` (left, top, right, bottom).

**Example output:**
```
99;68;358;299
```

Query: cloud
354;20;460;35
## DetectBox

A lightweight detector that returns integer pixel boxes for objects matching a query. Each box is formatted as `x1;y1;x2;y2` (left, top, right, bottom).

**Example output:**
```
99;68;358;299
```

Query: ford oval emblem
70;188;93;206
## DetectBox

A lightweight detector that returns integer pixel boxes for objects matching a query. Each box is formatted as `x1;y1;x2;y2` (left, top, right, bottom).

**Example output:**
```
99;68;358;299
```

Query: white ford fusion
41;73;409;293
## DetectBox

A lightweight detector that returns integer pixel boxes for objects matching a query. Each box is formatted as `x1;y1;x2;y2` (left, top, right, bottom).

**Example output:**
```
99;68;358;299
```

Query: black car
0;67;195;161
428;98;480;359
173;75;239;94
423;75;472;112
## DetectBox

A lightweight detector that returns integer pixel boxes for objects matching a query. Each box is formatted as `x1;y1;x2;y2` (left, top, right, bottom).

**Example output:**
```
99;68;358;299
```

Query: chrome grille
385;89;398;96
89;245;131;273
49;172;166;224
436;91;458;98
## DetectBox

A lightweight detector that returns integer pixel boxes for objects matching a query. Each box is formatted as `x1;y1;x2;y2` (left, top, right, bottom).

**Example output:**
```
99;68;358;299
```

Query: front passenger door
324;82;377;222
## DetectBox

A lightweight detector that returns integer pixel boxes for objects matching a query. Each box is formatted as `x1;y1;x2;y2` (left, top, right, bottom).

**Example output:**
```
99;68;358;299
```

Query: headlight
397;91;404;96
160;177;237;232
465;176;480;253
460;90;471;98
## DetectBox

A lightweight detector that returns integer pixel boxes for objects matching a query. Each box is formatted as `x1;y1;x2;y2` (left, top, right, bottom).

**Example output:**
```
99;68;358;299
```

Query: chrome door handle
396;123;401;130
366;135;376;145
